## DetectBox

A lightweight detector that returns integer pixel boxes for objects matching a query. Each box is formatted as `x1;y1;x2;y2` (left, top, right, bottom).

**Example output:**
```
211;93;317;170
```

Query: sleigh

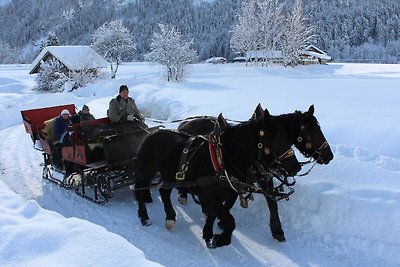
21;104;159;204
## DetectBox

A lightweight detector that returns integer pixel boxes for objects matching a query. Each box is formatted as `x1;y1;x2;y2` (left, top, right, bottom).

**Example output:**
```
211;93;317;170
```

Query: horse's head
293;105;333;164
258;107;301;177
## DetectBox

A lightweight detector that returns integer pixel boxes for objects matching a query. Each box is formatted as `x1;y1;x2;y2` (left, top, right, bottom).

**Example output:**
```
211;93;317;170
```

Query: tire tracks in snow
0;125;43;199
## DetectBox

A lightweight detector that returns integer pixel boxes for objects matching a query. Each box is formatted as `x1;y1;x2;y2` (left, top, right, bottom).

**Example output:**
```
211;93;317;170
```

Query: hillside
0;0;399;63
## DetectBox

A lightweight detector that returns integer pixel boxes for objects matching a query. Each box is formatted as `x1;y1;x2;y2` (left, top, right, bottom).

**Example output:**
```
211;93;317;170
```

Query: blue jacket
54;115;71;142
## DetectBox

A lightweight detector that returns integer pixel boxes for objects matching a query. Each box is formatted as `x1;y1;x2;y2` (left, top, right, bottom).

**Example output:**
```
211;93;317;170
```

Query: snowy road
1;63;400;266
1;124;399;267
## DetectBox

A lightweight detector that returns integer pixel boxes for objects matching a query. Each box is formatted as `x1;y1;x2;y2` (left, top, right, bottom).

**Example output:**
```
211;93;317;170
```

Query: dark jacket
108;95;144;124
54;115;71;142
78;111;95;122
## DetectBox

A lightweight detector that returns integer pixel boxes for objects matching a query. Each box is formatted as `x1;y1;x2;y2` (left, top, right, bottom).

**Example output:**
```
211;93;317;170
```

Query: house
245;50;283;63
205;57;227;64
232;56;246;63
299;45;331;65
29;46;109;76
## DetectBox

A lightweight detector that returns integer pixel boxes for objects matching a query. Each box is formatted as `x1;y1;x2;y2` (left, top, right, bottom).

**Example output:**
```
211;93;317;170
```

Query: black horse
177;104;334;242
134;108;301;248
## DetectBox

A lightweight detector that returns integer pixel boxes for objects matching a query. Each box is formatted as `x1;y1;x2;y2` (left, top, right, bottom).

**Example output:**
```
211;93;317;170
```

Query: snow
0;62;399;267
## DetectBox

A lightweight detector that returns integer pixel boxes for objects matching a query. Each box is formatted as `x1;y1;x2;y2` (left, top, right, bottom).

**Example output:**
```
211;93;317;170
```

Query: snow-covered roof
303;51;332;60
302;45;332;60
205;57;227;63
29;46;109;74
233;56;246;61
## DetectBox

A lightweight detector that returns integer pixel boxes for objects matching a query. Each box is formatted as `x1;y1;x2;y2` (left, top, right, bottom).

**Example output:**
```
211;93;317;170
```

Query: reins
145;116;245;125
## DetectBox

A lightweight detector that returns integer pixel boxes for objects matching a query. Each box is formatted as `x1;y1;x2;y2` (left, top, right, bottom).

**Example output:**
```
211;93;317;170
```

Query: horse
177;104;334;242
134;107;301;248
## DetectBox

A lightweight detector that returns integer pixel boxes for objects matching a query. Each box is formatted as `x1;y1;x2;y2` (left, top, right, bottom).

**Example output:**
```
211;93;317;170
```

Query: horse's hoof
205;239;217;249
178;196;187;205
273;233;286;242
141;219;152;227
166;219;176;231
213;234;231;247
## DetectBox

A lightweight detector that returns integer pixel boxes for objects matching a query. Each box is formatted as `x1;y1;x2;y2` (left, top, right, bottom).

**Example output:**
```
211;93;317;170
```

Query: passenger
108;85;145;124
78;105;95;122
54;109;72;143
52;109;71;169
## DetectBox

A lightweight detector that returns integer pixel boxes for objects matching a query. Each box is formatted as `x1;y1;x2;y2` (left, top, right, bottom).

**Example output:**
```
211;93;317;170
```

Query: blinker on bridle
258;130;294;163
296;131;329;161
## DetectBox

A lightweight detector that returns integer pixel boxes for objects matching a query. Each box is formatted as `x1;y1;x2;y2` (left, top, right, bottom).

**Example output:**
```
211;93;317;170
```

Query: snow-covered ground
0;62;399;267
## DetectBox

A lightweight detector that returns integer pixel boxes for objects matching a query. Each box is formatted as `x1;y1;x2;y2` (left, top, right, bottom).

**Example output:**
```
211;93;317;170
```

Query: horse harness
173;122;297;207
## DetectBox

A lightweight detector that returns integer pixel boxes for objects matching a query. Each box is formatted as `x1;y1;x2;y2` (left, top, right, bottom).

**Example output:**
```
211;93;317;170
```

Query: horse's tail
134;132;158;203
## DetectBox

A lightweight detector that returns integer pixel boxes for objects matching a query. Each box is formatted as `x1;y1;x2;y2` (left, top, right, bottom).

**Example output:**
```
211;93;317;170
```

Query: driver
108;85;144;124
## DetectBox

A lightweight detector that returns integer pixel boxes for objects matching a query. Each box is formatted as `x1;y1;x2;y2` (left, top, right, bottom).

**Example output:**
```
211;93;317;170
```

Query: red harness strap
208;133;222;173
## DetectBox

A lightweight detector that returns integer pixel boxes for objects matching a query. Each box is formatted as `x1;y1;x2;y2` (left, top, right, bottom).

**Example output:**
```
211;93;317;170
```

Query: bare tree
92;20;135;79
230;0;260;57
258;0;285;64
282;0;316;67
145;24;197;82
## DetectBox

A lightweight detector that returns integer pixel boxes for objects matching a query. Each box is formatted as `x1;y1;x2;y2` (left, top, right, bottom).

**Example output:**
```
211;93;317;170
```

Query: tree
34;58;70;92
92;20;135;79
230;0;285;65
282;0;316;67
40;32;60;52
230;0;260;57
0;41;15;64
257;0;285;53
145;24;197;82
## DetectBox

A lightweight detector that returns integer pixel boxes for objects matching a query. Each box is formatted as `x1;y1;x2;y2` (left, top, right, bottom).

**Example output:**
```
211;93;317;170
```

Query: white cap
61;109;70;115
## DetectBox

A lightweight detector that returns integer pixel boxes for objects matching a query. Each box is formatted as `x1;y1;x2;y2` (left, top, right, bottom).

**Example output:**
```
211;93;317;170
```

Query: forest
0;0;399;64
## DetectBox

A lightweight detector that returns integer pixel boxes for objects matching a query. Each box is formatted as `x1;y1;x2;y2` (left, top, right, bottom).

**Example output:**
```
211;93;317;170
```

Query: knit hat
61;109;70;115
82;105;89;111
119;85;129;93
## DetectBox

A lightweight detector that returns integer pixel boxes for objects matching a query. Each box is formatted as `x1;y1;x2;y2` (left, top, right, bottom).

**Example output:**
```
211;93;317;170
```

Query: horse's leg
212;192;236;248
159;187;177;231
203;214;217;248
217;195;238;229
135;182;153;226
202;189;236;248
134;159;155;226
266;196;285;241
177;187;188;205
260;179;286;242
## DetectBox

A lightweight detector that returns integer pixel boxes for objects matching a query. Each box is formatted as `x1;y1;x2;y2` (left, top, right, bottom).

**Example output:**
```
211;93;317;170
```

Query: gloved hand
127;114;136;121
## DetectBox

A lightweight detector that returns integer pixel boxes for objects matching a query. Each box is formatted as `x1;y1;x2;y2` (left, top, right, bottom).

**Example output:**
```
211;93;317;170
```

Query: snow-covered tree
230;0;285;65
40;32;60;52
92;20;135;79
282;0;316;67
145;24;197;82
34;58;70;92
257;0;285;52
230;0;260;56
0;41;15;64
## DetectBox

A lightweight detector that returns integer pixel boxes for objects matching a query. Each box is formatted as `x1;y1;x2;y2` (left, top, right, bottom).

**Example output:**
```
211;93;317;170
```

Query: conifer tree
34;58;70;92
